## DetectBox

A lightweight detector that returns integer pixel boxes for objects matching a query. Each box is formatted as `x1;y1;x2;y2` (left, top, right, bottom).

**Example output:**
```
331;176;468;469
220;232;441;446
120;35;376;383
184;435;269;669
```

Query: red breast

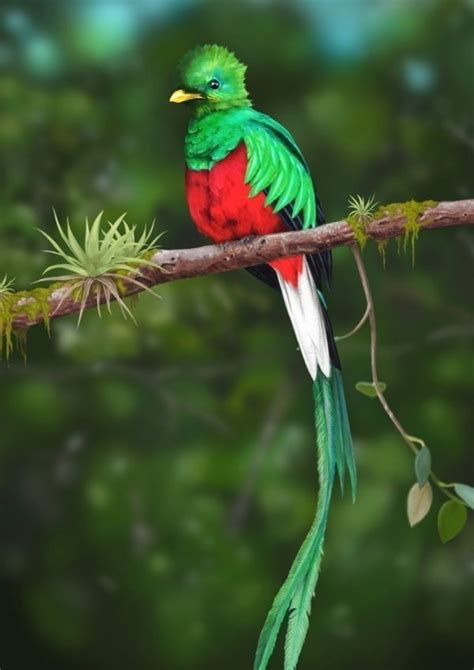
185;142;302;285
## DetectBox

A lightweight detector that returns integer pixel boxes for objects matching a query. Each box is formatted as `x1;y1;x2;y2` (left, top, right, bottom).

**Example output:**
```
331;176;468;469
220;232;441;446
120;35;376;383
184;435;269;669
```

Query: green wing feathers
244;116;317;229
254;372;355;670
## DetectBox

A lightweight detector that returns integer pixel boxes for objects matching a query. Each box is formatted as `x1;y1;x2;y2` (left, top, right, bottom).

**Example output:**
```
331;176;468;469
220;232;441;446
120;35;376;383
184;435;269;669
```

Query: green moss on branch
0;287;52;358
375;199;437;263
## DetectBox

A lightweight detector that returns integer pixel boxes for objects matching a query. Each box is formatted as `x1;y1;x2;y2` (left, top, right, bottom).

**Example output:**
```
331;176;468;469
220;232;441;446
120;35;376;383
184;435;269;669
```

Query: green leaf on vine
407;482;432;527
454;484;474;510
415;446;431;487
355;381;387;398
438;501;467;543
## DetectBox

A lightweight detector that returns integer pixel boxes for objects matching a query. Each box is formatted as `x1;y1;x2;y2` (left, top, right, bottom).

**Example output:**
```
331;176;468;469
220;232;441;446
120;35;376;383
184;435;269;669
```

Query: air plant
347;194;378;225
0;275;15;298
37;211;162;325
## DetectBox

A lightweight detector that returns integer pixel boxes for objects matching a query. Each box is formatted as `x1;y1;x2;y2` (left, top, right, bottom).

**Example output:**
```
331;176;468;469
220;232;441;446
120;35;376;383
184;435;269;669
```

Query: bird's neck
185;107;254;171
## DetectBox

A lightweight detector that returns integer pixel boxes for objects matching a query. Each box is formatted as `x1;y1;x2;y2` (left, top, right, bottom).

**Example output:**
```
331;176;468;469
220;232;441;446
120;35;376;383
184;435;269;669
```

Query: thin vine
344;194;472;541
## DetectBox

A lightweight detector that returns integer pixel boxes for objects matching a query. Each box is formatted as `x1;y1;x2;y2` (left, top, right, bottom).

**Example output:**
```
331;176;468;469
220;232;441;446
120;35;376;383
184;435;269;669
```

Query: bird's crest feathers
178;44;250;114
179;44;247;80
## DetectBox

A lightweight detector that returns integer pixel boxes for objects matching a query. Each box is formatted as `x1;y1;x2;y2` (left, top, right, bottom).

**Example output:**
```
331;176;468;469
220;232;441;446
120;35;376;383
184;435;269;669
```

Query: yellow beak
169;89;204;103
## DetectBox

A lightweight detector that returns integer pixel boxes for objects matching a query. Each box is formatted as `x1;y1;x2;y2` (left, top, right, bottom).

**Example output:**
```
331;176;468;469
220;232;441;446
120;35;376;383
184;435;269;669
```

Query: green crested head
170;45;251;115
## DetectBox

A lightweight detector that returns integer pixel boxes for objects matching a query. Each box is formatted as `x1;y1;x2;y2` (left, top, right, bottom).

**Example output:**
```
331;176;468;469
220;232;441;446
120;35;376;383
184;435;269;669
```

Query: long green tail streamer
254;369;355;670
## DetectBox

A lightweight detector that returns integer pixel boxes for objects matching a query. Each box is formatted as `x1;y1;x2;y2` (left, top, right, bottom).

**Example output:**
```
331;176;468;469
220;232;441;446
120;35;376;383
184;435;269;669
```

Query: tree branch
9;199;474;330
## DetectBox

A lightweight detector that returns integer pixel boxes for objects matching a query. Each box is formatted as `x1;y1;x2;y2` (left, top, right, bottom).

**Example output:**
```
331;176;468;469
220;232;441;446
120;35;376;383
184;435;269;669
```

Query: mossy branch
3;198;474;335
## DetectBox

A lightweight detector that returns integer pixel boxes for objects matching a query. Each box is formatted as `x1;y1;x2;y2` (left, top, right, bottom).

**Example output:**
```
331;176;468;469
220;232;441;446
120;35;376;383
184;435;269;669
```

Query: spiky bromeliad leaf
0;275;15;296
347;193;378;224
37;211;162;324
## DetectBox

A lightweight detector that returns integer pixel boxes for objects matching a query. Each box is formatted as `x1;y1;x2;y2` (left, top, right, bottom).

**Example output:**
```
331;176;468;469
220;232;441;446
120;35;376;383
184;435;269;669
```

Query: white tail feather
277;259;330;380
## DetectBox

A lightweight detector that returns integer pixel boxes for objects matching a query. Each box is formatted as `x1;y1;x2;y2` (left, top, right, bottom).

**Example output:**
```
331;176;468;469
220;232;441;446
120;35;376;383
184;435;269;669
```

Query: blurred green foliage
0;1;473;669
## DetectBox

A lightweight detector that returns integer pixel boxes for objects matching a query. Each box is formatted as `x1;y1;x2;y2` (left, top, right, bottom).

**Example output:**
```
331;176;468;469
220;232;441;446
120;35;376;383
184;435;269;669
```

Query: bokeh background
0;1;473;668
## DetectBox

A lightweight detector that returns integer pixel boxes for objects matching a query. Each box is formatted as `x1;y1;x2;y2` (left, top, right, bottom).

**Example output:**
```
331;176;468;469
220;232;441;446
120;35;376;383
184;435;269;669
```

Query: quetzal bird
170;45;356;670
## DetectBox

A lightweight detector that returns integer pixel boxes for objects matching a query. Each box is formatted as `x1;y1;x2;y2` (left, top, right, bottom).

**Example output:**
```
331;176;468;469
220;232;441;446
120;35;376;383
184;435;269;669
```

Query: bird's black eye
209;78;220;90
